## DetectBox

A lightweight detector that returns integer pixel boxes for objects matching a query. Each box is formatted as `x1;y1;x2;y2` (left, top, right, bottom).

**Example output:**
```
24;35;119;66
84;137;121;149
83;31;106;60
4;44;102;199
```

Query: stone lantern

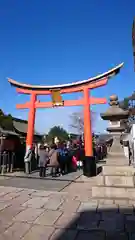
101;95;129;165
92;96;135;201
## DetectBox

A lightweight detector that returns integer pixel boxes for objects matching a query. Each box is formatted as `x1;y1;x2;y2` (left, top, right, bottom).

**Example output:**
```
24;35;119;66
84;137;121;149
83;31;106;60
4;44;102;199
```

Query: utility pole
132;18;135;71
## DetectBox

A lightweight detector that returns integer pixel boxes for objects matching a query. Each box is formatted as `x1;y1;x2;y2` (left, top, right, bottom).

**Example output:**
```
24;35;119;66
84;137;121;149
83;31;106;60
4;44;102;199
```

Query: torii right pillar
83;86;96;177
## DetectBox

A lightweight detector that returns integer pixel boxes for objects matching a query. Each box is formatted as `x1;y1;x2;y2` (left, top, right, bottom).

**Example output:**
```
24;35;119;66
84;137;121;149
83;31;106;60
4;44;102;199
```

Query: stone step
108;153;126;158
105;159;129;166
106;162;129;166
102;166;135;176
104;175;134;187
92;186;135;200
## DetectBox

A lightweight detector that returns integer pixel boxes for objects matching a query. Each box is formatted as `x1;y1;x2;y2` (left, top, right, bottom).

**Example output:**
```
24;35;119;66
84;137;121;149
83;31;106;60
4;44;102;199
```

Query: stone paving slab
102;165;135;176
58;200;81;212
76;231;105;240
104;175;134;187
97;203;118;213
101;212;123;221
106;232;128;240
30;190;53;197
7;195;32;207
22;225;55;240
77;212;100;230
63;182;93;201
34;210;62;226
77;175;104;186
0;205;25;220
99;216;124;233
1;222;31;240
74;191;92;201
0;191;21;201
92;186;128;199
0;205;21;234
0;202;11;211
22;197;49;208
125;215;135;233
0;222;13;235
114;199;129;205
49;192;69;202
43;197;64;210
50;229;78;240
0;186;23;198
1;184;135;239
77;201;98;212
55;212;79;229
13;208;44;223
98;199;114;205
119;205;134;215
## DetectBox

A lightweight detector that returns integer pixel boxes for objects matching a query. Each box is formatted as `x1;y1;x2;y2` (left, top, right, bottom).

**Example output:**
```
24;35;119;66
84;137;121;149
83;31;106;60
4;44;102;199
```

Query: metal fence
0;152;15;174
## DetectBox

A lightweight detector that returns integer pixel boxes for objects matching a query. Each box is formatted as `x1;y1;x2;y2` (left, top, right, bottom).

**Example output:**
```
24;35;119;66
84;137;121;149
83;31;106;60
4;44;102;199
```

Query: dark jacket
38;150;49;167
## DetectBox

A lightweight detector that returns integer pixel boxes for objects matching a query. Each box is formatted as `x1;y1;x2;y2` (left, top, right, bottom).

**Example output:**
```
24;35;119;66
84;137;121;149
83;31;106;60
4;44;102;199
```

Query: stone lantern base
91;132;135;200
91;95;135;200
92;165;135;200
106;132;129;166
91;133;135;200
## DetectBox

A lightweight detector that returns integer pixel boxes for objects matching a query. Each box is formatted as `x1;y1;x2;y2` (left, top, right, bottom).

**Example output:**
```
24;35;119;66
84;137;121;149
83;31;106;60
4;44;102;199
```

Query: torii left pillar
25;93;37;173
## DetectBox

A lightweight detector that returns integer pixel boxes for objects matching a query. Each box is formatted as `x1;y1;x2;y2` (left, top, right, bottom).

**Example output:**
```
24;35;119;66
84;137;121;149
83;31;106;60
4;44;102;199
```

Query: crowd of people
37;140;108;178
38;142;84;177
0;134;109;175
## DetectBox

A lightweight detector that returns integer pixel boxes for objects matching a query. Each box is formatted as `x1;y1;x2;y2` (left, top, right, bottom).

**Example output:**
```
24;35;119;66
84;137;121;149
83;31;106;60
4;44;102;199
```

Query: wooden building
12;117;42;143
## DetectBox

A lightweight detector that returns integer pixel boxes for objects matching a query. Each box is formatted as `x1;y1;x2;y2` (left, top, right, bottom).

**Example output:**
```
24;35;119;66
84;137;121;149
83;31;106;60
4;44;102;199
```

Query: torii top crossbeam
8;63;123;94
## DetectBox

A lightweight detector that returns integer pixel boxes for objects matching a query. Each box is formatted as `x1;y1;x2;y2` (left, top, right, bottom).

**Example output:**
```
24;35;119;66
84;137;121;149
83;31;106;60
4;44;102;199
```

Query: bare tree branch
69;110;96;134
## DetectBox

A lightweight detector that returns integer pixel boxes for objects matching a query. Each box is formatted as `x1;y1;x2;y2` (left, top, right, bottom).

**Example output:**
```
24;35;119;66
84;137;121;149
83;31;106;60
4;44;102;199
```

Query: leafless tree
69;110;96;134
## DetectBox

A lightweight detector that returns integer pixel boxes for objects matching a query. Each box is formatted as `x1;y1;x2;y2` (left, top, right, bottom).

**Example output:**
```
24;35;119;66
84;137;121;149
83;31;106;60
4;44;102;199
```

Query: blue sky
0;0;135;134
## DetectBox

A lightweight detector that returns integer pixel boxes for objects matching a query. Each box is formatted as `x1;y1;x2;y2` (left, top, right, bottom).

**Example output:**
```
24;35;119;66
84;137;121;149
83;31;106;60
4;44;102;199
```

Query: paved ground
2;169;82;181
0;171;82;191
0;175;135;239
0;177;71;192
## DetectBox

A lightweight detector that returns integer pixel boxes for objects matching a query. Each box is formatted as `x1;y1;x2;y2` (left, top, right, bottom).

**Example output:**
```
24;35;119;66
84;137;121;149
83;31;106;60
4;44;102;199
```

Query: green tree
47;126;69;143
121;98;129;110
0;109;4;117
120;97;135;121
0;109;13;130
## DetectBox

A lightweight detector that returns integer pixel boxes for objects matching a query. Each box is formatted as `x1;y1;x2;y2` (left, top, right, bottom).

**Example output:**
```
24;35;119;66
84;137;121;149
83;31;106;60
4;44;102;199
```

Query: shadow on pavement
51;205;133;240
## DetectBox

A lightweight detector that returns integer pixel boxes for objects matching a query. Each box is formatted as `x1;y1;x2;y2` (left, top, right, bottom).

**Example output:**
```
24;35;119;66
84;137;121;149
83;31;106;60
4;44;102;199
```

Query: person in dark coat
38;145;49;177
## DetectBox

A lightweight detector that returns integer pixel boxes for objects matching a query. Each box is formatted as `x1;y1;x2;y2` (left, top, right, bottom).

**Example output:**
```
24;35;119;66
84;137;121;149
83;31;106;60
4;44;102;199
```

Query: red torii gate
8;63;123;174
